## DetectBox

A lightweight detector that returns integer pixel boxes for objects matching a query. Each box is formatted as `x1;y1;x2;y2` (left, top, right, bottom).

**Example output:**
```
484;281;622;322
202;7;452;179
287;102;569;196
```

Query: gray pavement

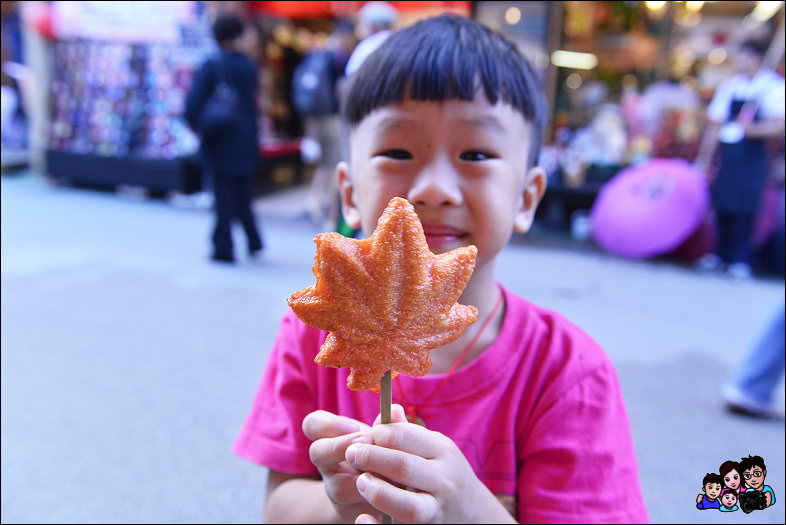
2;173;784;524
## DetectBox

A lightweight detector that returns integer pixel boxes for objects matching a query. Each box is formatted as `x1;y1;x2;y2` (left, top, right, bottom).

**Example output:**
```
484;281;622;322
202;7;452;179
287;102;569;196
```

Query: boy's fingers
302;410;368;440
309;432;372;471
345;443;440;493
356;473;440;524
369;421;447;459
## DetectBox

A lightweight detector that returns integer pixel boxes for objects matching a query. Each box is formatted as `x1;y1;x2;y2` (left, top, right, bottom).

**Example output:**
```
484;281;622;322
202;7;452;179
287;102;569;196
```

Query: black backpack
198;57;239;136
292;51;339;117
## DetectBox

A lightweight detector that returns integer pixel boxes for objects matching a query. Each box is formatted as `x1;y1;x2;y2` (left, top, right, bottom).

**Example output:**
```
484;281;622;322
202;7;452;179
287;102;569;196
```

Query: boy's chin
424;233;473;254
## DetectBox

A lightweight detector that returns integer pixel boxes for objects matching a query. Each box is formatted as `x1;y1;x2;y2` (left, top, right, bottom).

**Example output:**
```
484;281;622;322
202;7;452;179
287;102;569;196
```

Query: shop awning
251;1;471;19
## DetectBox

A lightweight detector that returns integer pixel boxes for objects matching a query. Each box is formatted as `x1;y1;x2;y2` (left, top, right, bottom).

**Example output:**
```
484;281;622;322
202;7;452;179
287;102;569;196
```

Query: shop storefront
530;1;783;232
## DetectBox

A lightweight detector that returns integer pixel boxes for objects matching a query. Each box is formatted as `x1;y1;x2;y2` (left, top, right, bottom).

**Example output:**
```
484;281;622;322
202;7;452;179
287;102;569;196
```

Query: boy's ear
513;166;547;234
337;162;362;229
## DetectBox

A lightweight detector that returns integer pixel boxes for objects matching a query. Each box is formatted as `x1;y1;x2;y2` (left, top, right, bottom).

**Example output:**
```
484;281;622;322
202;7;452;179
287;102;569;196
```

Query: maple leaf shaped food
288;197;479;391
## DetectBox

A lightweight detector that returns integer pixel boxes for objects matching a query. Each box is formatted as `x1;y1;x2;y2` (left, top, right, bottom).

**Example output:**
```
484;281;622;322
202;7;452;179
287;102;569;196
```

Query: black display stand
45;4;215;194
46;150;202;194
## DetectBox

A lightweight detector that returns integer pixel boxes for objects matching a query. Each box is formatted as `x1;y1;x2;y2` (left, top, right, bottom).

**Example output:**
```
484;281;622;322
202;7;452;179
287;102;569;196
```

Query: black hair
703;473;723;487
721;488;738;499
212;13;245;45
343;14;546;167
739;39;767;58
739;455;766;473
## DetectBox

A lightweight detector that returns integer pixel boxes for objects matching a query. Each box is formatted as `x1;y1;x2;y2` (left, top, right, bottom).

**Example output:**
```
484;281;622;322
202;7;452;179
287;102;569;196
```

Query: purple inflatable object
590;159;709;259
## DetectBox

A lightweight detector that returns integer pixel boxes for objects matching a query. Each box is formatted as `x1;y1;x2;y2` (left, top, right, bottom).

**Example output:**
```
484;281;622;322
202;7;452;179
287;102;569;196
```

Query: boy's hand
696;494;703;504
346;414;515;524
302;410;381;522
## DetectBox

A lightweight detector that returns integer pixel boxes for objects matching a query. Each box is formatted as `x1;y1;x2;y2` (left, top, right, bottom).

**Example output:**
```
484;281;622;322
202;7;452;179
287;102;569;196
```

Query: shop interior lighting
676;9;702;26
685;1;705;12
551;50;598;70
645;1;667;10
745;1;783;24
707;47;728;65
504;6;521;25
565;73;583;90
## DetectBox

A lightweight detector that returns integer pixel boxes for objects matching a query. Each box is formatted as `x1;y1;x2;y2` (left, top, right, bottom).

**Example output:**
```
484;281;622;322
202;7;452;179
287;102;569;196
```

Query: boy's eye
378;149;412;160
459;150;495;161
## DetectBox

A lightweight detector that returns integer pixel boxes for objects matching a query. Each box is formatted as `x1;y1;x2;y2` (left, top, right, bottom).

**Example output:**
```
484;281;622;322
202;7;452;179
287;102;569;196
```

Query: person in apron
694;39;786;278
711;98;768;276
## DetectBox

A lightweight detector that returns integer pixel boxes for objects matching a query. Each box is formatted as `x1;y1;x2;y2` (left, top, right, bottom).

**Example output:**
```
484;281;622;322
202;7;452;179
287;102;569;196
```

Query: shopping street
1;173;784;524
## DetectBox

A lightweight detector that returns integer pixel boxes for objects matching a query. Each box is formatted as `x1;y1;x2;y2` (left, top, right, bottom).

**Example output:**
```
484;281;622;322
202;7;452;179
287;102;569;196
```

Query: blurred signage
251;1;471;19
52;1;194;43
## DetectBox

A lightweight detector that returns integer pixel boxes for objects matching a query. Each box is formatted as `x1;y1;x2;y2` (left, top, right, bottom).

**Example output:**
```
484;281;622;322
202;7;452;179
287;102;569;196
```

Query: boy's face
338;96;545;269
743;466;766;490
721;492;737;508
704;482;722;500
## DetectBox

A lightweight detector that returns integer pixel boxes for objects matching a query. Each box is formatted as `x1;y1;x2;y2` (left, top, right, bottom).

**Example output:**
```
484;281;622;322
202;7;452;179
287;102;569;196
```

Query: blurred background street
2;173;784;524
2;1;786;524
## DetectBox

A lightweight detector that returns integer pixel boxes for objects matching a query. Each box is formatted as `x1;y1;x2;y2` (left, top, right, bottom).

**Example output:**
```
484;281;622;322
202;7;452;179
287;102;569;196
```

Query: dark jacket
185;50;259;176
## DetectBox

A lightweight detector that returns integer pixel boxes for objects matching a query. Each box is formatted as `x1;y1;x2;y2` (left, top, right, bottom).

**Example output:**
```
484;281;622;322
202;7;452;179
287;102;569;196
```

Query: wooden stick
381;370;392;424
380;370;392;524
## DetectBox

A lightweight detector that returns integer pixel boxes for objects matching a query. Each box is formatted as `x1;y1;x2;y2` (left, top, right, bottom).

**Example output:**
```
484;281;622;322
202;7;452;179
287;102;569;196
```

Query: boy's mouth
422;224;468;250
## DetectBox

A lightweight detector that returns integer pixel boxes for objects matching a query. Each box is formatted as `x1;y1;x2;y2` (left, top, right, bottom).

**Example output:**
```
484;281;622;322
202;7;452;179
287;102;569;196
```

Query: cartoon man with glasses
740;455;776;508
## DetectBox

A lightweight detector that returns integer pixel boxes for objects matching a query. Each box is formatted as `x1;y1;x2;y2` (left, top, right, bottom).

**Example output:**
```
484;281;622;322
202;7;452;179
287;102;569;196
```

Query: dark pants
715;211;754;265
212;174;263;259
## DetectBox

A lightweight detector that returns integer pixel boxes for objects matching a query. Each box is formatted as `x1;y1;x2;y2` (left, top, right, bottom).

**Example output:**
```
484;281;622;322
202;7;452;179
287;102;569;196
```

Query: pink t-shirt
234;286;649;523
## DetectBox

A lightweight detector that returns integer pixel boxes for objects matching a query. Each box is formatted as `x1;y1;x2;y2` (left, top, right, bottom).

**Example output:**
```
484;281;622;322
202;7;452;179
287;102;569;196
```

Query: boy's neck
428;262;503;374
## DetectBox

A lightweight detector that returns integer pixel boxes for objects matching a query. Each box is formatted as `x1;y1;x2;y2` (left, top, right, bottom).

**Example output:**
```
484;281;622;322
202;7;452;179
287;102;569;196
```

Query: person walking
185;13;263;264
723;305;785;419
295;20;355;231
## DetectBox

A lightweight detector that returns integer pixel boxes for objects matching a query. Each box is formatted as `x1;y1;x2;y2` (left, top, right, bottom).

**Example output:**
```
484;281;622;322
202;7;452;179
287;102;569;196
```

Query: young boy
696;473;723;509
234;14;647;523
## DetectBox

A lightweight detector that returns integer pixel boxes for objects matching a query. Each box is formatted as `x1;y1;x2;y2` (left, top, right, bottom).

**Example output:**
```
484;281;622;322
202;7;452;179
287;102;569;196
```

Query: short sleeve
233;312;320;475
517;363;649;524
707;81;732;123
761;80;785;120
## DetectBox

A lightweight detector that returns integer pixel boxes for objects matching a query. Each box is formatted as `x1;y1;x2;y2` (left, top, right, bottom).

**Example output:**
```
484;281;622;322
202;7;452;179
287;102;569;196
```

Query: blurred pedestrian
185;13;263;264
723;305;785;419
694;39;786;279
344;1;398;76
334;1;399;238
294;19;355;230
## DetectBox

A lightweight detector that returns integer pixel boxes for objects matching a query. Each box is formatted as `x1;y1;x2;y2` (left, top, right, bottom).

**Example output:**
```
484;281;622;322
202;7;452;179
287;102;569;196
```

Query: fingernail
356;514;375;524
356;473;370;493
346;444;359;463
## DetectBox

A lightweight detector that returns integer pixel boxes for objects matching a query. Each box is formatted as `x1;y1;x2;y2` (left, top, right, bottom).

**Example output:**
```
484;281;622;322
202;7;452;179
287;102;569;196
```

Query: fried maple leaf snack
288;197;479;390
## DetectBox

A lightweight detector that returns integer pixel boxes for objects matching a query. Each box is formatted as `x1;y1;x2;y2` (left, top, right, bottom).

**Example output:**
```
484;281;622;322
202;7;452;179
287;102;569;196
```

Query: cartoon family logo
696;455;776;514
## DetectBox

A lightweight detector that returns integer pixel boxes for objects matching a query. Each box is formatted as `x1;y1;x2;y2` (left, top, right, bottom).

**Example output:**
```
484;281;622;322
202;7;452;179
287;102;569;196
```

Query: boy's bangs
343;14;545;165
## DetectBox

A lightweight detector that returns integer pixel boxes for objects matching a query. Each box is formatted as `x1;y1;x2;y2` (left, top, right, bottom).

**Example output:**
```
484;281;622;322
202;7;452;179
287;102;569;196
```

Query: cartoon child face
724;469;742;491
705;482;723;500
722;491;738;508
743;467;766;490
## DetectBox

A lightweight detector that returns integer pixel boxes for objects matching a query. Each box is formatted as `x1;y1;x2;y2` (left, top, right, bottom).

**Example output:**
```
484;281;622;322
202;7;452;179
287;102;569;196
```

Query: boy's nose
407;157;463;208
